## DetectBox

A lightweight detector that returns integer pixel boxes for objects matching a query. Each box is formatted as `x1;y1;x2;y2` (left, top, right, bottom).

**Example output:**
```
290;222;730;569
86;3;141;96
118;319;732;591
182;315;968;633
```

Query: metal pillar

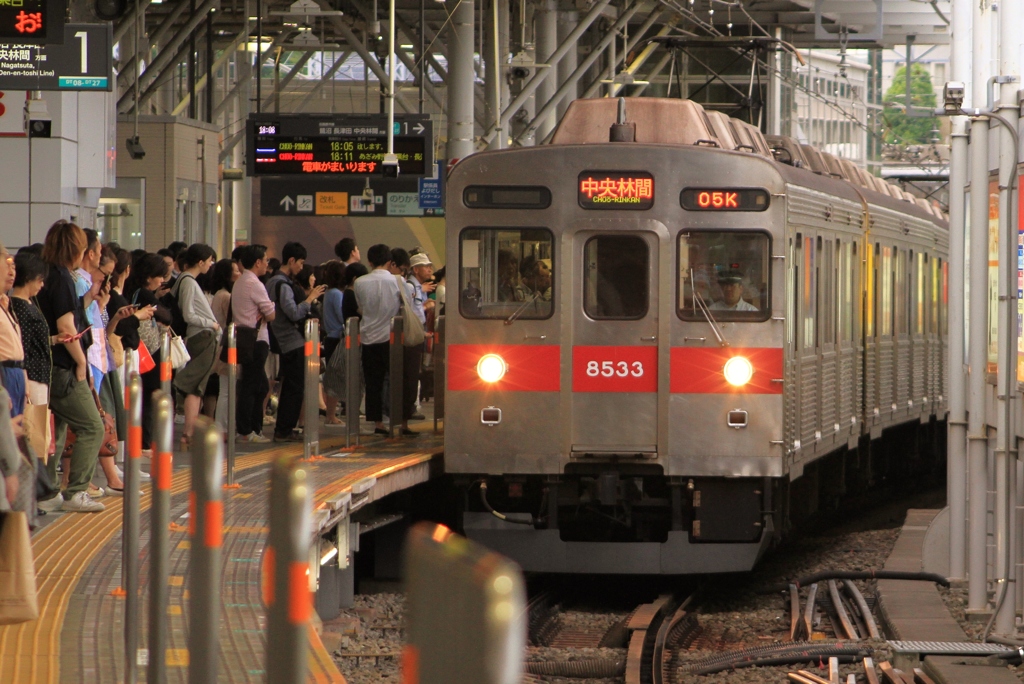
993;0;1021;634
967;0;992;610
478;0;613;149
345;318;361;448
485;0;510;150
189;419;224;684
534;0;558;141
226;324;238;486
389;316;405;437
123;373;143;684
947;0;972;583
517;2;642;145
148;391;173;684
446;0;475;160
304;320;321;460
266;457;313;683
556;9;578;120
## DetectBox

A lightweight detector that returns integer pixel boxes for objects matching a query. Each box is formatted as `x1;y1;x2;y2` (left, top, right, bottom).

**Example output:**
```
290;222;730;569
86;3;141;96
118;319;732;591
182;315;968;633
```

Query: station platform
0;426;443;684
878;508;1020;684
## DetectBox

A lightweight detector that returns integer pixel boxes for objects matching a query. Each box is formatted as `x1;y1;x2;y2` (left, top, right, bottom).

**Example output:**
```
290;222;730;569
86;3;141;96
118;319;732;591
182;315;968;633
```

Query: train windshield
678;230;770;322
459;228;554;319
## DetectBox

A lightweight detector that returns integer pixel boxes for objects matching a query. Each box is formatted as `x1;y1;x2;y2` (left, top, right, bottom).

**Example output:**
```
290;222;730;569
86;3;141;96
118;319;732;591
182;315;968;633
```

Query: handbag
132;290;162;353
0;511;39;624
218;300;259;365
22;403;50;466
62;389;118;459
169;335;191;369
137;339;156;374
395;276;426;347
33;450;57;501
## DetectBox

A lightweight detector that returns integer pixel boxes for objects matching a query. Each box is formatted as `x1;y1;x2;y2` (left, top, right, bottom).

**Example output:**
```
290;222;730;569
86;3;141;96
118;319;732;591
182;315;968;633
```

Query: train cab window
583;235;649;319
678;230;770;322
459;228;554;319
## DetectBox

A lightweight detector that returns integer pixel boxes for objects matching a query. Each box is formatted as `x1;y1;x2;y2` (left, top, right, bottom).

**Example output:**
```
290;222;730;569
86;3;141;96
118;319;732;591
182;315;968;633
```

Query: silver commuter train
442;97;949;574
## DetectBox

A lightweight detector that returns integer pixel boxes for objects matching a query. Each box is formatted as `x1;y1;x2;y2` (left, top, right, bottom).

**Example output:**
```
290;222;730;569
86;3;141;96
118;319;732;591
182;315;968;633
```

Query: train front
443;98;787;574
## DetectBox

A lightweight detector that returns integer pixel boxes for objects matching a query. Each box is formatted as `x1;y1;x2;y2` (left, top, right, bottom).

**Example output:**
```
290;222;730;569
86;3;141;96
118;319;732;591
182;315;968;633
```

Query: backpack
163;274;193;338
268;277;307;354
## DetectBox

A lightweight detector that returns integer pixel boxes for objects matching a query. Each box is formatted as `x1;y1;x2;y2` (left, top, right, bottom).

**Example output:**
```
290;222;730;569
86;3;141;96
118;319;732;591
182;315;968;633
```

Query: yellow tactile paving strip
0;435;376;684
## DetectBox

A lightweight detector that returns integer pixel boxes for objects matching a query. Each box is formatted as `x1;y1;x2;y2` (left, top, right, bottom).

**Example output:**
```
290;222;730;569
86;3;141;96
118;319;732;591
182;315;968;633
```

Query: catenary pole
966;0;992;615
946;0;971;584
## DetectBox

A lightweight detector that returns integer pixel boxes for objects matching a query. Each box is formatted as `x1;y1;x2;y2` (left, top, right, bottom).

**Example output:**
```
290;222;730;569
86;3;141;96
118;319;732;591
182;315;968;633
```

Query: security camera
381;152;399;178
943;81;966;114
510;66;531;80
126;135;146;160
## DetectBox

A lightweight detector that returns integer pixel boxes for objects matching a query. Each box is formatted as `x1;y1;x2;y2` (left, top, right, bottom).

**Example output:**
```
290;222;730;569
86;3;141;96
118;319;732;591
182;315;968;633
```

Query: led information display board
680;187;770;211
246;113;433;177
578;171;654;210
0;0;65;44
0;23;111;90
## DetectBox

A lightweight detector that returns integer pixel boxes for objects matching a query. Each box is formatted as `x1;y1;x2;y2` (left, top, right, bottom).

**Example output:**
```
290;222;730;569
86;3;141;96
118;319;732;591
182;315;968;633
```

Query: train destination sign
578;171;654;210
0;0;64;44
246;113;433;177
680;187;770;212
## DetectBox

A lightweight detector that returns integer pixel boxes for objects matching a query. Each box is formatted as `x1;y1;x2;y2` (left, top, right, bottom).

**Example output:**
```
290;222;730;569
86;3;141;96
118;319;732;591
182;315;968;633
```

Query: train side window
458;228;554;320
915;251;926;335
839;241;853;343
879;246;892;337
930;257;940;335
583;235;649;319
895;248;908;335
678;230;771;322
803;235;815;348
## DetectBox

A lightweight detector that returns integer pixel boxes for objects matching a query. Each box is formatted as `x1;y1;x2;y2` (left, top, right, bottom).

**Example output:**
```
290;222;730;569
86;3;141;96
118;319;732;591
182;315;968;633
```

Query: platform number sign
0;24;112;91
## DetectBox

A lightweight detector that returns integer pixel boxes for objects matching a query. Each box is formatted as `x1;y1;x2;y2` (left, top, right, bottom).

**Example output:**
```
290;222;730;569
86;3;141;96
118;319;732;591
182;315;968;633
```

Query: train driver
709;270;757;312
516;256;552;302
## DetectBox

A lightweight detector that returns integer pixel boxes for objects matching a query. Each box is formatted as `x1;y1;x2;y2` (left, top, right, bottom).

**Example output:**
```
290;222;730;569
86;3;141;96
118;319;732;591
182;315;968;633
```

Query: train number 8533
585;360;645;378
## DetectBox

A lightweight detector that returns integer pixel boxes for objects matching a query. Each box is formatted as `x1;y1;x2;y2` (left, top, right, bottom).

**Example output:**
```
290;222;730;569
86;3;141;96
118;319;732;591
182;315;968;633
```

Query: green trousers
49;366;102;498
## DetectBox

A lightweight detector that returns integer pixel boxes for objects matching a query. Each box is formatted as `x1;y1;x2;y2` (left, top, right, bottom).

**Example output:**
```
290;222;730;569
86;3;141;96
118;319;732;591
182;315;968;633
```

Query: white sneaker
248;432;271;444
39;494;64;512
62;491;105;512
88;484;105;498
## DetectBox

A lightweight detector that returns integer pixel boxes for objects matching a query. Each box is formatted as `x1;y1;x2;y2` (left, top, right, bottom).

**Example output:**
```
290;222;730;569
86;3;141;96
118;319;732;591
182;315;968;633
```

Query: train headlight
723;356;754;387
477;354;508;383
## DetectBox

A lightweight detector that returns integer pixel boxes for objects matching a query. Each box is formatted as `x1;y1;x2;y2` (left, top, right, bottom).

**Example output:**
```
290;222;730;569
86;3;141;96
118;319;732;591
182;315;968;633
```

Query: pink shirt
230;269;275;344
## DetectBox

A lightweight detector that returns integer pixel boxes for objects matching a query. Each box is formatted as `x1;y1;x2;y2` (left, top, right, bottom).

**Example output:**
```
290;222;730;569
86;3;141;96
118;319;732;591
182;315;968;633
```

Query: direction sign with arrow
279;195;295;211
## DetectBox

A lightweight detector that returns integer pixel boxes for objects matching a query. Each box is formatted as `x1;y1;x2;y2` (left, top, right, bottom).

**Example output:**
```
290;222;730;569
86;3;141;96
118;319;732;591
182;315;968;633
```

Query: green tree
882;63;939;144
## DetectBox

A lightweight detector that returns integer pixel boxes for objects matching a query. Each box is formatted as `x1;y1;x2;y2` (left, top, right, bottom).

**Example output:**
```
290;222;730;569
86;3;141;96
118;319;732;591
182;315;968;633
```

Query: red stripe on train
670;347;783;394
447;344;561;392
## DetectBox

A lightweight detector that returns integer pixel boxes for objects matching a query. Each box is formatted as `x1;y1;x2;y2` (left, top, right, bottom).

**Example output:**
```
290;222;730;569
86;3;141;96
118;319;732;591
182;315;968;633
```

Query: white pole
967;0;992;616
947;0;972;584
388;0;396;157
993;0;1021;635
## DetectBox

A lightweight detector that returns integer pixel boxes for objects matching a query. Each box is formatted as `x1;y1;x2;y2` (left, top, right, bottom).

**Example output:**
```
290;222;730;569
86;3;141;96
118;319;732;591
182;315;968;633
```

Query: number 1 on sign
75;31;87;74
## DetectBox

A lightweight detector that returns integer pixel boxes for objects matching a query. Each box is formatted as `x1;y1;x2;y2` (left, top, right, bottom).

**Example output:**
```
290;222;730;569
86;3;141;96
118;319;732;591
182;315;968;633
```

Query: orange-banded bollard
345;318;361;448
189;418;224;684
388;316;404;438
123;372;143;684
149;391;173;684
265;456;312;683
303;319;321;460
225;323;238;487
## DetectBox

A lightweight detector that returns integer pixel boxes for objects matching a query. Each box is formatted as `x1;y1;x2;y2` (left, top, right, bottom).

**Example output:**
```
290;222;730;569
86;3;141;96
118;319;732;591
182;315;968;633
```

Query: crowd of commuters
0;224;443;516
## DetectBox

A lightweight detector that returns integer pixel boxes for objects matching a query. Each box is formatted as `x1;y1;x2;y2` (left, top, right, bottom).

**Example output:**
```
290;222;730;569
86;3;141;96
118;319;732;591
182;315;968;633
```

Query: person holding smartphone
36;221;105;513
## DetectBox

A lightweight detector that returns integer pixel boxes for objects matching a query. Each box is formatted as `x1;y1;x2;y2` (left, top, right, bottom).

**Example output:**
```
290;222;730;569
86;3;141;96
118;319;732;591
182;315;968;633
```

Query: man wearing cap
402;253;436;433
710;270;758;311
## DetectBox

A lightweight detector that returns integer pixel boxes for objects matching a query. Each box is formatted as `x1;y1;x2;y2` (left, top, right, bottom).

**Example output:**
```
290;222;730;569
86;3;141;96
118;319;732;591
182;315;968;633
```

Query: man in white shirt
352;244;400;435
709;270;758;312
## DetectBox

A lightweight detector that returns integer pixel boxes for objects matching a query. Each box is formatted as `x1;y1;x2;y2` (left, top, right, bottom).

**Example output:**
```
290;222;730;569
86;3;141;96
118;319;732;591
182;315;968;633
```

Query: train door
570;228;662;455
910;251;927;412
876;245;895;421
893;248;910;415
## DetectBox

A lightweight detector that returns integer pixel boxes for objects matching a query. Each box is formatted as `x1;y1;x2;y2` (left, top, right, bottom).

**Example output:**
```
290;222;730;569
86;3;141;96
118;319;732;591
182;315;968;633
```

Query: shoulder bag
219;299;259;365
395;276;425;347
0;511;39;624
